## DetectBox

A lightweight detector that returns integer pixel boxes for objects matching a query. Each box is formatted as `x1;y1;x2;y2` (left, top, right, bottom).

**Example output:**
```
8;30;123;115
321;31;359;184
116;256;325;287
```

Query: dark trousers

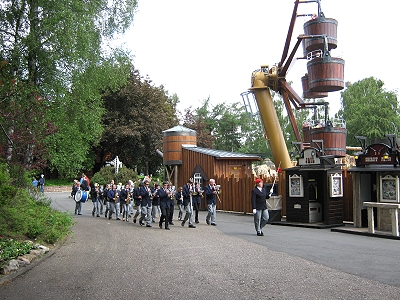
193;202;200;222
160;206;171;228
168;204;174;223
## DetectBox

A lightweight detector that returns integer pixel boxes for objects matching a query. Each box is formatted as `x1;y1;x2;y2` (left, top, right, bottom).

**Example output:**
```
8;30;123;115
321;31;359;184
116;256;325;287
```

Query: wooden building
162;126;261;213
349;137;400;235
285;148;344;226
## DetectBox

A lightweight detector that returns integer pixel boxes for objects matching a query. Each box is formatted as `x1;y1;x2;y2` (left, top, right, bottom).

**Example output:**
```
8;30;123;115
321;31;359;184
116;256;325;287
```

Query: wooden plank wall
342;169;353;222
180;148;353;222
206;174;255;214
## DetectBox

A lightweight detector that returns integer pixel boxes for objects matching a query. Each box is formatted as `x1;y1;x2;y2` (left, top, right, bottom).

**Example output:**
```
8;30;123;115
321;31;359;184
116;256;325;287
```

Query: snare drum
80;191;88;202
74;190;82;202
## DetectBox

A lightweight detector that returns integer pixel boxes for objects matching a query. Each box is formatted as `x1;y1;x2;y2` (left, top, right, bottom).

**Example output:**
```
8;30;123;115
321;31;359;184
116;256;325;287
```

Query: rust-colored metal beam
281;88;302;143
280;80;305;109
279;0;300;67
280;37;303;77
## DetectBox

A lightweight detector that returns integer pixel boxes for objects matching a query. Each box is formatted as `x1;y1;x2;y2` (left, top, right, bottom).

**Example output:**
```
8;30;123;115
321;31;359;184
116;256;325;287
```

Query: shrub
91;166;138;186
0;237;33;266
0;161;74;244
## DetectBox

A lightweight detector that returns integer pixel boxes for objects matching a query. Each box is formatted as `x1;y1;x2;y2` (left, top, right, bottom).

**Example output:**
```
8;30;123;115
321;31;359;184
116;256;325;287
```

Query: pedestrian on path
251;178;272;236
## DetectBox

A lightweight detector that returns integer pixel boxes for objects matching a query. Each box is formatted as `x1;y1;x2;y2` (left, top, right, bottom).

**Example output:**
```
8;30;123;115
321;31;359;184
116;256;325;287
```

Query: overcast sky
114;0;399;117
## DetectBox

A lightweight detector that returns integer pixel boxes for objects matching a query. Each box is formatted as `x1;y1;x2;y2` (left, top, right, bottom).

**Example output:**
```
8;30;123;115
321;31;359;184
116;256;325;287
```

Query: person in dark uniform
251;178;272;236
103;184;110;218
181;179;196;228
151;183;160;223
107;184;120;220
205;179;218;226
167;182;175;225
139;180;152;227
120;184;130;222
90;183;100;217
133;181;143;223
158;181;171;230
175;187;183;220
192;182;202;224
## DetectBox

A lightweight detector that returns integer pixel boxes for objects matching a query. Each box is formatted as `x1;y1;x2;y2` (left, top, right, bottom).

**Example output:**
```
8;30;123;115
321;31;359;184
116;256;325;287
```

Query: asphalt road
1;192;400;299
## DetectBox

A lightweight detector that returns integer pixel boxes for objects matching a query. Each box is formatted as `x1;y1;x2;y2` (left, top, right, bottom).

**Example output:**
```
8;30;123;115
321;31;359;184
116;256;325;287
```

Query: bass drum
80;191;88;203
74;190;82;203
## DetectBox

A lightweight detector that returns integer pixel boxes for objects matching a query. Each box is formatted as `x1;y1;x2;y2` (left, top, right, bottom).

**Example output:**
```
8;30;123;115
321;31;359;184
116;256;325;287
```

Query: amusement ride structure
244;0;345;170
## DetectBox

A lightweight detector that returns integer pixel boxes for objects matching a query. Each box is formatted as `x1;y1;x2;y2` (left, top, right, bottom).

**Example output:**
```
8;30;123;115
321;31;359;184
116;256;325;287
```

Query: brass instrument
113;191;119;203
213;184;222;203
168;187;176;199
214;184;221;194
152;188;159;199
126;191;131;204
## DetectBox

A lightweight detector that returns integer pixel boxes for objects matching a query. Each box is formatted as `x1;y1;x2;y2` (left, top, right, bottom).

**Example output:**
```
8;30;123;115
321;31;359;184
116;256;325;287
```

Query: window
193;173;202;188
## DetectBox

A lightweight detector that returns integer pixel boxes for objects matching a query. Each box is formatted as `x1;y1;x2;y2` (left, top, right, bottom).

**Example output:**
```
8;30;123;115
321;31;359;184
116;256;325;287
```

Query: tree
98;70;178;175
181;104;215;149
338;77;399;146
182;98;268;154
0;0;138;177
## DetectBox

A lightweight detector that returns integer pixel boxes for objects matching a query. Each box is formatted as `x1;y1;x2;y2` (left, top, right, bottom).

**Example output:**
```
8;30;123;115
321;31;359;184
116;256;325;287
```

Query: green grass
0;163;74;267
44;178;74;186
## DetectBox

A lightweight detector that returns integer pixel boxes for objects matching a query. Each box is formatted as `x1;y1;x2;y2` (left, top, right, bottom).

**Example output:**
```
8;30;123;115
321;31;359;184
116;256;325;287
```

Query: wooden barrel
310;125;347;157
303;18;338;52
301;74;328;98
162;126;196;165
307;57;345;92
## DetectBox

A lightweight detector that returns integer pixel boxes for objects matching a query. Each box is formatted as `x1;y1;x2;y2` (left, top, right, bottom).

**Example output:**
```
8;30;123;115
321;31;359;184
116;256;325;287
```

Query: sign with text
359;144;396;165
298;148;320;166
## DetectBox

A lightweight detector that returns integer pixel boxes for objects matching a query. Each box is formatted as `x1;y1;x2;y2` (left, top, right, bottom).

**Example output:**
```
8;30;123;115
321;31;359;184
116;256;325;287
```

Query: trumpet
168;188;176;199
152;188;159;198
213;184;221;194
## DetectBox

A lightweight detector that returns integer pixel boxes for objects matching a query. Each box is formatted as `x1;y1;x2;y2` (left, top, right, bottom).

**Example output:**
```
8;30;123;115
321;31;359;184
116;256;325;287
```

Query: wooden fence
199;174;255;214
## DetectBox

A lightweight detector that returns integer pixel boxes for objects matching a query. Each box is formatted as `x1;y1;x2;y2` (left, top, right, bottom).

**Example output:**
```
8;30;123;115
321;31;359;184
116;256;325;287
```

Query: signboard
229;165;242;179
359;144;395;165
298;148;320;166
380;175;400;203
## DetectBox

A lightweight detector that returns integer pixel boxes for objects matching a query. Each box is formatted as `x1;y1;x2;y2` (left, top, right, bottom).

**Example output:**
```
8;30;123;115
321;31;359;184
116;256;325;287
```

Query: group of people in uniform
72;173;273;236
72;175;220;230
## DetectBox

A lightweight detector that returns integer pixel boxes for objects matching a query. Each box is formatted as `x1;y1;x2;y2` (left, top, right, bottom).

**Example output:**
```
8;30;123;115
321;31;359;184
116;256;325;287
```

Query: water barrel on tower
303;17;338;53
162;126;197;165
301;73;328;99
307;56;345;92
310;121;347;157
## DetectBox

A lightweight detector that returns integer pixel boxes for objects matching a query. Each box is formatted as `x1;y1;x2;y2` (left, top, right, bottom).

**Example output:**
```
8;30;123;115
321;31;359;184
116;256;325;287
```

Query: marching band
74;177;217;230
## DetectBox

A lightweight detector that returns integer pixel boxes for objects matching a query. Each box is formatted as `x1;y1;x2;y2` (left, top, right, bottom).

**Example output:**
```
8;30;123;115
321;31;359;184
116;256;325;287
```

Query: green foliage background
338;77;400;146
91;166;138;187
0;162;74;245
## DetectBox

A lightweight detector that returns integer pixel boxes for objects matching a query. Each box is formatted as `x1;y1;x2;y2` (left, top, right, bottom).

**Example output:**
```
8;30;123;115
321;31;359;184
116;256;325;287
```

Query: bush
0;161;74;244
91;166;138;186
0;237;33;266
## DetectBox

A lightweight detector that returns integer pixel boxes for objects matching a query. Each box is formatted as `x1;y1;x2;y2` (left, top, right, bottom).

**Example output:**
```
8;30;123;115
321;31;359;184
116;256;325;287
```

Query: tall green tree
181;104;215;149
0;0;138;177
98;70;178;176
338;77;399;146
